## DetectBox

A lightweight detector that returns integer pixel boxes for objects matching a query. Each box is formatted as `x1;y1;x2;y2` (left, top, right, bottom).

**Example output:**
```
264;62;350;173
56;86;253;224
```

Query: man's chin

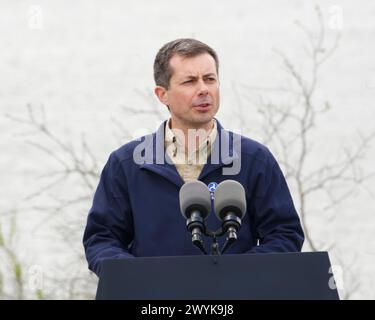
188;113;216;127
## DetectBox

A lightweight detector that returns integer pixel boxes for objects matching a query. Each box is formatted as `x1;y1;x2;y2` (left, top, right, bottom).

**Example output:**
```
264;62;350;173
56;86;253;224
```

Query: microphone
214;180;247;253
179;180;211;254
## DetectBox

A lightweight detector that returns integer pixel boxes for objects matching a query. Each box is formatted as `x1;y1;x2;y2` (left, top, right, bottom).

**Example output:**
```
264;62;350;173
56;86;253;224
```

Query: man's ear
154;86;169;106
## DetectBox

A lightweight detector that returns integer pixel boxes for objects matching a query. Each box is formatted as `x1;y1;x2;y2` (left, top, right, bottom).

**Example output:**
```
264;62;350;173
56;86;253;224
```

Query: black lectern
96;251;339;300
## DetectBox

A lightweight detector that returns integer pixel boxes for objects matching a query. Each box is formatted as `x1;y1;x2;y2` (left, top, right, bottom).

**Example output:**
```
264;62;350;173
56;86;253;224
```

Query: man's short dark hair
153;38;219;89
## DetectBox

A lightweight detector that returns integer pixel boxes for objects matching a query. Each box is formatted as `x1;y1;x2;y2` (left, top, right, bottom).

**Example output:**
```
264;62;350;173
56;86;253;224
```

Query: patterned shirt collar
165;118;217;161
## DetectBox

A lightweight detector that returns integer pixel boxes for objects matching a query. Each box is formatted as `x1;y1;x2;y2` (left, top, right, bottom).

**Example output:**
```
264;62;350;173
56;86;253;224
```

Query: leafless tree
4;90;166;299
232;6;374;299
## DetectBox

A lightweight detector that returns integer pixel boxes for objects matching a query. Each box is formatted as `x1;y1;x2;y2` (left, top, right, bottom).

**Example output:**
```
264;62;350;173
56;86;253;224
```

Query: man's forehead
170;53;217;77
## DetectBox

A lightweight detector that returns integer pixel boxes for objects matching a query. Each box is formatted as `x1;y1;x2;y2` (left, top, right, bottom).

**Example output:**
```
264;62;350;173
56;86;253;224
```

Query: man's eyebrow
182;73;217;79
203;73;217;77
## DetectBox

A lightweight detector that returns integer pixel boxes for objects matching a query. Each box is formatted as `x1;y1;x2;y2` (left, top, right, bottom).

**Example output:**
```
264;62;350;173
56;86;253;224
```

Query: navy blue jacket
83;120;304;276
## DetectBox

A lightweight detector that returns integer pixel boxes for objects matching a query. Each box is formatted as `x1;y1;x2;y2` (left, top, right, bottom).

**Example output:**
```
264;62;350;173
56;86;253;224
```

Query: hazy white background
0;0;374;299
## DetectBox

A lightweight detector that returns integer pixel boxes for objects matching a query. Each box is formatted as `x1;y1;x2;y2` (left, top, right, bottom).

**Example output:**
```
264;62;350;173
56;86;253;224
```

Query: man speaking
83;38;304;276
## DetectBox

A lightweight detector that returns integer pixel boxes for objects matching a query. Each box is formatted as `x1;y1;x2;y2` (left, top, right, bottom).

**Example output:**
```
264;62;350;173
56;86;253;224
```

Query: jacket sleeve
83;152;135;276
247;151;304;253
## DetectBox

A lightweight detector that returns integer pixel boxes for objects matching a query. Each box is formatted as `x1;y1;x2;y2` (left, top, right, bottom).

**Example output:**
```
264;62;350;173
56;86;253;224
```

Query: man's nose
197;79;209;95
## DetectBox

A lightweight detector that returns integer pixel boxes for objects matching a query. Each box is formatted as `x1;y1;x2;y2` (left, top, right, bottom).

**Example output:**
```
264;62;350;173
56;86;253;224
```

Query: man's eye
183;80;193;84
206;78;216;82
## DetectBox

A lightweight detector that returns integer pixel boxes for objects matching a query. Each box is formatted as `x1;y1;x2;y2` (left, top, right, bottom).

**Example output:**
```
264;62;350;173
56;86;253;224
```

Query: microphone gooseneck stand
188;211;242;256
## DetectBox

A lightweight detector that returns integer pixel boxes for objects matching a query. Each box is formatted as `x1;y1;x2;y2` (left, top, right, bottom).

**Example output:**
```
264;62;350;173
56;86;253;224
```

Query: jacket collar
139;118;240;187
